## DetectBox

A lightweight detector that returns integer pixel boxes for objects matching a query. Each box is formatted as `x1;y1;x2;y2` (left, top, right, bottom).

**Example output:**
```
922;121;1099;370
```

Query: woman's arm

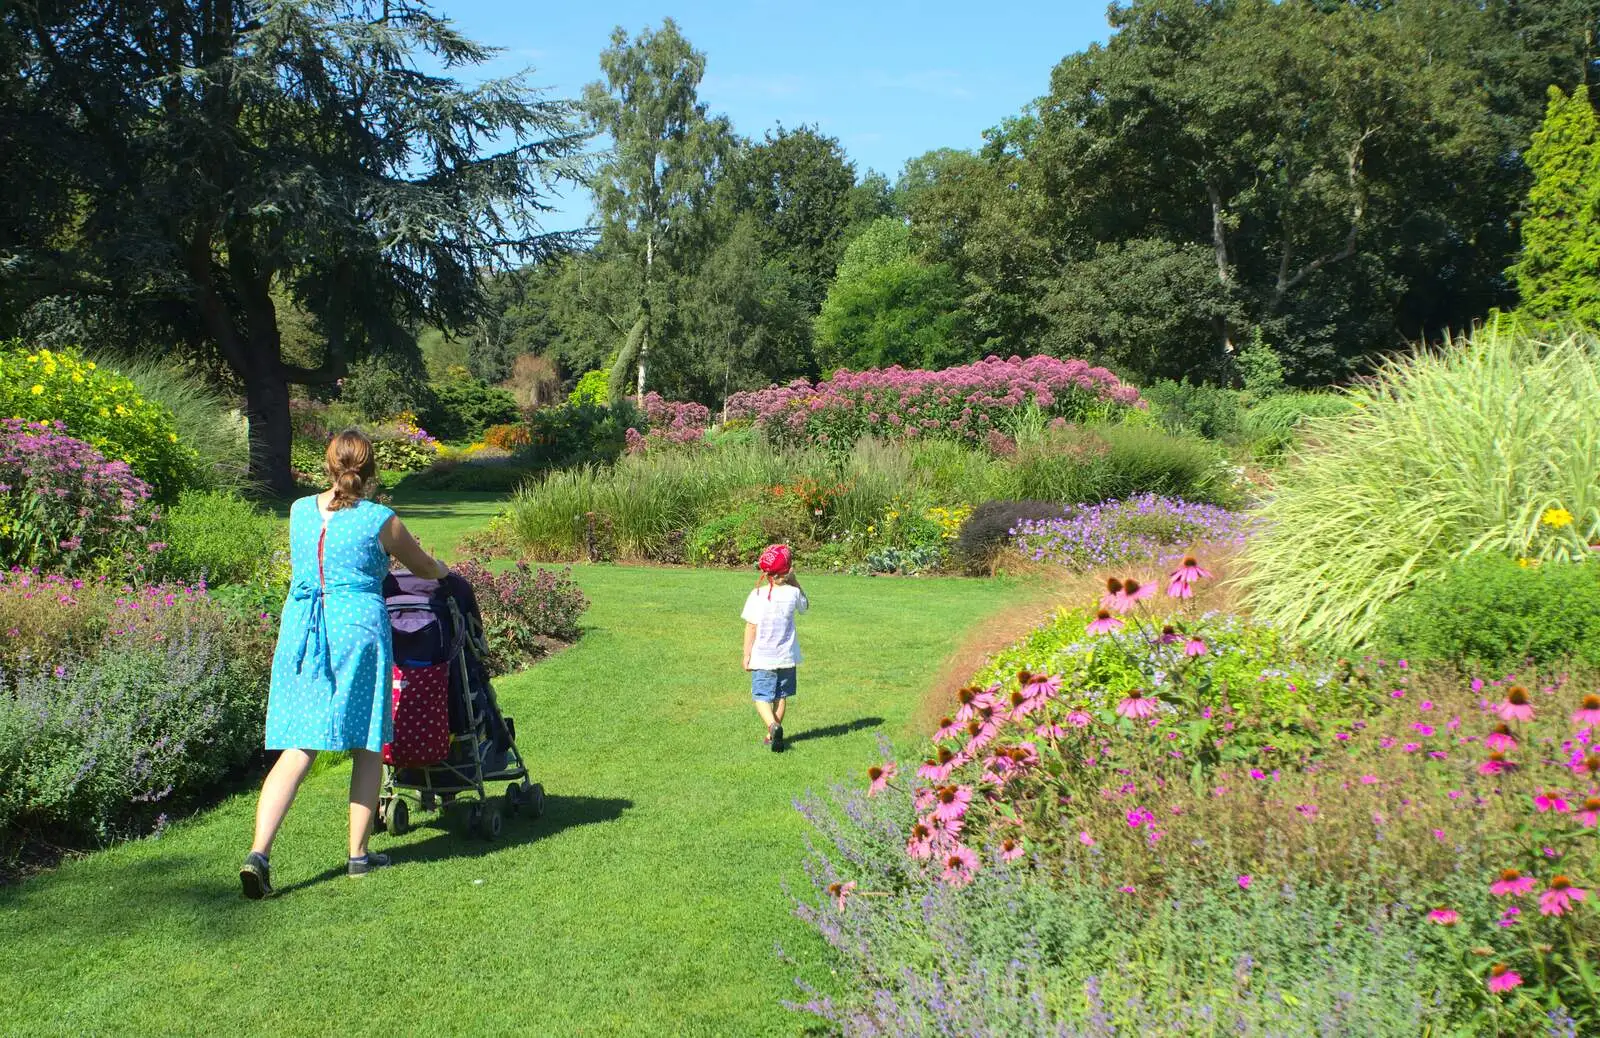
379;514;449;579
743;623;757;671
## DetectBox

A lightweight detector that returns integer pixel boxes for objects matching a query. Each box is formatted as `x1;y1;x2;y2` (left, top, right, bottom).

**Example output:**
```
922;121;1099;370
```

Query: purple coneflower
1486;964;1522;994
1490;869;1536;897
1087;609;1124;635
1495;686;1534;723
1115;690;1159;720
1539;875;1587;917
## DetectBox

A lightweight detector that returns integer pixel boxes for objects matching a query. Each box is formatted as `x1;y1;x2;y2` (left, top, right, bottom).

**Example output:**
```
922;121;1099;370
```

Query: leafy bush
396;460;540;494
1011;494;1252;572
1244;324;1600;650
112;355;250;492
340;355;428;422
954;501;1068;572
366;412;441;473
152;491;282;586
1238;389;1356;457
422;370;520;441
1142;379;1243;439
569;368;609;406
726;355;1144;449
526;399;641;469
289;438;327;482
1012;423;1238;507
1380;554;1600;670
483;423;532;450
0;343;197;500
0;583;274;854
0;419;163;576
449;561;588;675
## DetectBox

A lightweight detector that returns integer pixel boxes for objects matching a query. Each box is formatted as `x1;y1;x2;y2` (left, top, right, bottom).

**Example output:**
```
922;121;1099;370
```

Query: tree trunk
243;371;296;498
638;231;653;404
1207;182;1236;363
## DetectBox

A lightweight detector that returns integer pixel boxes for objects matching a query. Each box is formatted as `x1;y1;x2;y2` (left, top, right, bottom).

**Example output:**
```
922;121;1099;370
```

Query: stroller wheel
474;802;503;840
384;798;410;837
420;792;436;813
528;782;545;819
373;798;388;834
504;783;523;815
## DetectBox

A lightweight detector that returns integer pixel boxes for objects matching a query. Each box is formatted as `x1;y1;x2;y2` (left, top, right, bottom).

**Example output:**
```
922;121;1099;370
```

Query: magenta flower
1426;907;1459;926
867;763;895;796
1183;637;1207;657
1035;722;1067;740
1236;874;1252;890
933;785;973;822
1018;670;1061;701
1484;725;1517;752
1099;577;1125;611
1490;869;1536;897
1578;796;1600;828
1535;790;1571;813
827;880;856;909
1117;884;1136;894
933;716;962;742
1166;555;1211;592
1078;830;1095;846
1087;609;1124;635
998;837;1025;862
1495;686;1534;723
1064;708;1093;728
941;845;980;887
1115;690;1159;720
1574;694;1600;727
1497;906;1521;928
1538;876;1587;916
1486;965;1522;994
1478;752;1516;776
905;822;935;860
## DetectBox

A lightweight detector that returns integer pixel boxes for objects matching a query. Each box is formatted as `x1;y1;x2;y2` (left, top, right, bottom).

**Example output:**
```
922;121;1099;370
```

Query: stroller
375;569;544;840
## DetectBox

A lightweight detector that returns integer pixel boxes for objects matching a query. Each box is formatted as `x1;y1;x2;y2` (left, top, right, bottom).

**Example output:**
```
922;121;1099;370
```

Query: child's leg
773;668;796;724
752;670;779;731
755;699;778;729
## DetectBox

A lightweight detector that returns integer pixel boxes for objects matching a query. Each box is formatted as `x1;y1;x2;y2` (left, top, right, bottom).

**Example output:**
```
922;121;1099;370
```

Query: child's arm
743;622;757;670
789;574;808;613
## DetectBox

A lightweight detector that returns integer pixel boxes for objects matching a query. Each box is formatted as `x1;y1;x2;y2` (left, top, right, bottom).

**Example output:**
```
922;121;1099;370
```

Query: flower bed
725;355;1144;448
1011;493;1251;571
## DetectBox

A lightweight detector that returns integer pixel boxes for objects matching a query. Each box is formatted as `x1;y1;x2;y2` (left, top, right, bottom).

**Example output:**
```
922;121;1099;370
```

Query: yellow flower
168;433;178;443
99;407;110;418
29;384;43;395
1517;557;1540;569
1542;507;1575;529
71;373;84;384
86;361;96;370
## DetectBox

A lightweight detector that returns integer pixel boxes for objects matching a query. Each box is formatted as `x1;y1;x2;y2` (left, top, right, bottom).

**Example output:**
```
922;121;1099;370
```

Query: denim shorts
751;667;797;702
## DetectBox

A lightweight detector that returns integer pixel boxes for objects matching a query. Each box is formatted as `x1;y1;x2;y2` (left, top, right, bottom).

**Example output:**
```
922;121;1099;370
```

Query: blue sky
441;0;1113;231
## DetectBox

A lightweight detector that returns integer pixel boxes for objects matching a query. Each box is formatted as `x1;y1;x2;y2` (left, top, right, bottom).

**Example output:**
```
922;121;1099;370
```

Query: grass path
0;503;1021;1036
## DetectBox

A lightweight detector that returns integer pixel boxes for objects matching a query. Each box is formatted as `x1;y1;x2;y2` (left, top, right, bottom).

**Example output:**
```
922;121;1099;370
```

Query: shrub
726;355;1144;448
483;423;532;450
0;603;272;853
0;343;197;500
688;490;811;566
1238;389;1356;457
1012;423;1238;507
367;412;441;473
1244;324;1600;651
526;399;641;470
423;370;520;441
112;355;250;492
289;438;328;482
569;368;610;406
954;500;1068;572
152;491;282;586
1011;494;1252;572
449;561;588;675
396;460;540;494
1380;554;1600;670
1142;379;1243;439
0;419;162;576
340;355;428;422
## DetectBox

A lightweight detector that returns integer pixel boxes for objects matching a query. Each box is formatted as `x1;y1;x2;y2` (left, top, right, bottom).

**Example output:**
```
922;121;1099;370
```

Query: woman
240;429;448;899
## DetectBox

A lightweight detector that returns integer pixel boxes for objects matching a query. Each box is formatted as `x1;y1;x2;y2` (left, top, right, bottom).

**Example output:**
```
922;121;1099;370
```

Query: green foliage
289;438;327;482
152;491;282;587
0;343;197;501
526;399;641;470
341;357;428;423
1012;424;1238;507
110;355;250;493
687;491;807;566
1244;323;1600;650
1510;84;1600;326
1142;380;1243;440
368;436;436;474
570;369;610;406
1234;327;1286;397
396;461;539;495
422;370;520;442
1237;390;1356;457
814;258;965;372
1380;555;1600;671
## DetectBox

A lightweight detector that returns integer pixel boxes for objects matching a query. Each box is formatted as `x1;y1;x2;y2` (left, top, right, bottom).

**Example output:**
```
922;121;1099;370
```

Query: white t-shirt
742;584;809;669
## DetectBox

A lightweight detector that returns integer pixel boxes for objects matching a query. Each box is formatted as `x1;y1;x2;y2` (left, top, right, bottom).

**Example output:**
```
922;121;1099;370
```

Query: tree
583;19;732;402
2;0;585;494
1511;85;1600;324
816;217;964;371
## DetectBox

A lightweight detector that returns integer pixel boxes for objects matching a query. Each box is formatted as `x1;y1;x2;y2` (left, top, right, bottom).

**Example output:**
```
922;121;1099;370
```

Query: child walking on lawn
743;544;808;752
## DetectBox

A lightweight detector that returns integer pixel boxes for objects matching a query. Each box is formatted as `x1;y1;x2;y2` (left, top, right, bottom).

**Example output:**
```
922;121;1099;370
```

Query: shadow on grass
273;793;633;896
780;717;885;747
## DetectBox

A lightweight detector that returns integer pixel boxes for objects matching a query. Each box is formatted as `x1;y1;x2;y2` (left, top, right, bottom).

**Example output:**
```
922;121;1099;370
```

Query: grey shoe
347;851;392;878
239;852;273;900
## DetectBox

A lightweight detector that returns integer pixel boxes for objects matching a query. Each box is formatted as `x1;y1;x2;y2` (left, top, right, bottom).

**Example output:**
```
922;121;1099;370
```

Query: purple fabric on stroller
383;570;510;750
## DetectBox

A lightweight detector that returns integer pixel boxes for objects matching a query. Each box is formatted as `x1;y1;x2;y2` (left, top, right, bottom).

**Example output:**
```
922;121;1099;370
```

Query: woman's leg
250;749;318;857
348;748;383;859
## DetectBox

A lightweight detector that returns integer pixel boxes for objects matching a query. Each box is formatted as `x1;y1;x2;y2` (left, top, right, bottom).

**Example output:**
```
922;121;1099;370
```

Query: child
742;544;808;752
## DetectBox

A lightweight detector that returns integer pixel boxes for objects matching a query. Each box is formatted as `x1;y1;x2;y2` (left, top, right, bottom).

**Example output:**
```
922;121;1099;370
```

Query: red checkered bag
383;662;450;767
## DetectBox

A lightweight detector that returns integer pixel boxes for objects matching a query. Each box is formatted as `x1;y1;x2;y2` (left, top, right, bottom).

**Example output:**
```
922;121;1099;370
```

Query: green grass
0;560;1016;1036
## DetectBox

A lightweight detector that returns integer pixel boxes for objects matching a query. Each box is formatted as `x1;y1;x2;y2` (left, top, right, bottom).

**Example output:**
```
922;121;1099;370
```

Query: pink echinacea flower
1486;964;1522;994
1115;690;1159;720
1495;686;1535;723
1539;875;1587;917
1574;694;1600;727
941;846;980;887
1087;609;1124;636
1490;869;1536;897
1427;907;1459;925
867;763;895;796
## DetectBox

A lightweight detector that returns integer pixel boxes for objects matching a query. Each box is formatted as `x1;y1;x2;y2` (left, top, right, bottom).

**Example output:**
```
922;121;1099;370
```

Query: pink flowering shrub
725;355;1143;448
0;418;163;576
448;560;589;675
624;392;712;455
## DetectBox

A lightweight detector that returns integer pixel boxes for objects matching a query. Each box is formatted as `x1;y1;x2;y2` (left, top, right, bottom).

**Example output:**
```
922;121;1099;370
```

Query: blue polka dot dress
265;497;396;752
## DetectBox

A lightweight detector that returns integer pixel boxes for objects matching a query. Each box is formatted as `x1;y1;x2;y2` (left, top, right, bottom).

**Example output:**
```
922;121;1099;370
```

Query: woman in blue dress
240;430;448;899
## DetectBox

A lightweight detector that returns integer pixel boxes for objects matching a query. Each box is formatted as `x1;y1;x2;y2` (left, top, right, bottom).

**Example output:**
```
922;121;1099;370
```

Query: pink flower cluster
725;355;1143;447
626;392;711;453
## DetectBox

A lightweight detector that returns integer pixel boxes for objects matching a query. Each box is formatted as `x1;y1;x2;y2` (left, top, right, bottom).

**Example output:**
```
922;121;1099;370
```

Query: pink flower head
1115;690;1159;720
1495;686;1534;723
1535;789;1571;814
1018;670;1060;702
932;715;962;742
1123;577;1155;605
1478;752;1516;776
1035;723;1067;740
826;880;856;910
1099;577;1125;612
867;763;896;796
905;821;935;860
998;837;1025;862
1236;874;1252;890
1156;625;1180;645
1064;708;1093;729
1165;574;1194;600
1486;964;1522;994
1117;884;1136;894
941;845;980;887
926;810;965;843
1539;875;1587;916
1087;609;1124;636
934;785;974;822
1574;694;1600;727
1578;796;1600;828
1426;907;1459;926
1184;638;1208;657
1078;830;1095;846
1484;725;1517;753
1490;869;1536;897
952;685;992;723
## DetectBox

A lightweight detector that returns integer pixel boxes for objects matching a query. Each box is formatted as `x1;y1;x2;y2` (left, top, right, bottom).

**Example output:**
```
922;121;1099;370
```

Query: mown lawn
0;555;1017;1036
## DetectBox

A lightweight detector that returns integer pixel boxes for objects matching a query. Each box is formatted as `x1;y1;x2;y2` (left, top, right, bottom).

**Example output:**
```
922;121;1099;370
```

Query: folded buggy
376;569;544;840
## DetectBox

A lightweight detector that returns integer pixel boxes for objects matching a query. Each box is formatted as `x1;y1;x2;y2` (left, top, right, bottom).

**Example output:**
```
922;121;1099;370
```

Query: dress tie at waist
288;579;378;674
